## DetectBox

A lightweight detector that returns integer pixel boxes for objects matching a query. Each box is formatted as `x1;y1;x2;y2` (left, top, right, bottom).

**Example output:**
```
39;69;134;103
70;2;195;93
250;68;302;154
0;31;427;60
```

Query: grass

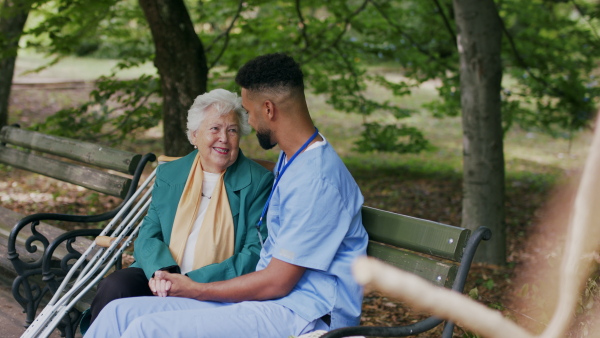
14;50;156;81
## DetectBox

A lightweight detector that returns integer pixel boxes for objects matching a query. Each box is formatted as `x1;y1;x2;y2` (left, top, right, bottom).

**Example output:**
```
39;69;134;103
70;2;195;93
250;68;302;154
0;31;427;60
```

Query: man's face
241;88;277;150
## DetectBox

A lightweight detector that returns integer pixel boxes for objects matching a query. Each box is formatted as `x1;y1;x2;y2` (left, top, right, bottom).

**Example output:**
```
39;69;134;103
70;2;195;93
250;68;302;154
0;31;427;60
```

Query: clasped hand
149;270;198;298
148;271;172;297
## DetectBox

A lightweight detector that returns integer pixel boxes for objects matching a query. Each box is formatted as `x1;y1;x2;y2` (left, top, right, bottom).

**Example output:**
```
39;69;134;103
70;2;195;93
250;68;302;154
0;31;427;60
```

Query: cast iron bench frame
0;125;156;337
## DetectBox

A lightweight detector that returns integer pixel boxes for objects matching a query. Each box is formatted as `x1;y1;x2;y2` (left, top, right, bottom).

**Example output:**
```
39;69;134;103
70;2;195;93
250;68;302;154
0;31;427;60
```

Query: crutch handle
95;236;128;248
157;155;182;163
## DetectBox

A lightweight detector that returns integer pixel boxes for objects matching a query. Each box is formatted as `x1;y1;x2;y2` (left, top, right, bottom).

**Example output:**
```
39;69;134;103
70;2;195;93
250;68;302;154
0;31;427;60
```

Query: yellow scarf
168;153;235;270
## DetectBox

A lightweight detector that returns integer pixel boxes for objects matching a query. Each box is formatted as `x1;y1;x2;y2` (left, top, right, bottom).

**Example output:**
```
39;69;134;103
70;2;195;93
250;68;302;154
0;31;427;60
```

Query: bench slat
367;241;457;288
0;126;140;174
0;147;131;198
362;206;470;261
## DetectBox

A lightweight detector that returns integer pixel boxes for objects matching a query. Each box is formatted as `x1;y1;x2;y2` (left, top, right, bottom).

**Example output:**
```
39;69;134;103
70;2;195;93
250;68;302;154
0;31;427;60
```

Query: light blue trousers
85;296;324;338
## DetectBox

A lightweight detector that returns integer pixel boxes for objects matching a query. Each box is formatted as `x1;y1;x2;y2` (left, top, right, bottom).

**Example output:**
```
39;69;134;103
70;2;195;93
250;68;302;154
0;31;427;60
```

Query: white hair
186;89;251;144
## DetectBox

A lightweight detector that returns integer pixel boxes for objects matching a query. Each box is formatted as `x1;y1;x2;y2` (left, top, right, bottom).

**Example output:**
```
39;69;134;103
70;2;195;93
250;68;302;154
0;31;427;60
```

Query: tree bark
139;0;207;156
453;0;506;264
0;0;32;128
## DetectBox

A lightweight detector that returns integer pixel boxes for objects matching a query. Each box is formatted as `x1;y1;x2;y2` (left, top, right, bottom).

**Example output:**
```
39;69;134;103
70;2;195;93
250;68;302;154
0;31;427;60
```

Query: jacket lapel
224;150;252;218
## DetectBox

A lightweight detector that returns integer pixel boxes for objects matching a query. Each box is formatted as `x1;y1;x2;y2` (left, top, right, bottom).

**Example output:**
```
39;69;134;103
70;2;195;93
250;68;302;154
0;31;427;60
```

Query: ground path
0;266;70;337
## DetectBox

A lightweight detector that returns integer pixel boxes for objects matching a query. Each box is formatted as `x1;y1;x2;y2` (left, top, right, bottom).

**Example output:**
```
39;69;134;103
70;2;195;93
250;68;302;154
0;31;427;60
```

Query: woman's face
191;109;241;173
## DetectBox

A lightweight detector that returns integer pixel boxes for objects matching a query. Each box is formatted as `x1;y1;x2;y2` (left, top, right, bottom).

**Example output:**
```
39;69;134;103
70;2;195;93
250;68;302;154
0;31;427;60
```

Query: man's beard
256;129;277;150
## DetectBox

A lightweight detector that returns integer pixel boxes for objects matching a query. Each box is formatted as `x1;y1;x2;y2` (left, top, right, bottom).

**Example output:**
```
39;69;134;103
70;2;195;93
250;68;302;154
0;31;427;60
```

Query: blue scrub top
256;140;368;329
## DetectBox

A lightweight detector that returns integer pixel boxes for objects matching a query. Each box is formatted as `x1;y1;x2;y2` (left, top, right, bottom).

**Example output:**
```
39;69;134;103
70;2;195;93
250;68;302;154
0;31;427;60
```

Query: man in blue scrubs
86;53;368;338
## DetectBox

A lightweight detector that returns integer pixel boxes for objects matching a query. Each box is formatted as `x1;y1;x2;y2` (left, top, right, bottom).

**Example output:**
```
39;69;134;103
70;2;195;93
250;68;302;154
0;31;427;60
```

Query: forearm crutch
20;168;157;338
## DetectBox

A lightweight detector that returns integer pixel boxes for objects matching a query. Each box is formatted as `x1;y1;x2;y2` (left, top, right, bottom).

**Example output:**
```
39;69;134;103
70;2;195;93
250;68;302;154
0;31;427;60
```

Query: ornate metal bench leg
12;270;48;326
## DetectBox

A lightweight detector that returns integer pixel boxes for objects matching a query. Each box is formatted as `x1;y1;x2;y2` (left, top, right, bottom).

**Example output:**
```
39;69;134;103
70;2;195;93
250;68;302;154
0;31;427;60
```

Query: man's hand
149;258;305;303
149;271;172;297
153;271;201;298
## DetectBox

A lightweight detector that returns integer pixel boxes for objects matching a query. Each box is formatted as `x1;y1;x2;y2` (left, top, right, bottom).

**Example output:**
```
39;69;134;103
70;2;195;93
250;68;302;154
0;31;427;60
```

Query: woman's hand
149;271;172;297
153;270;201;299
155;258;304;303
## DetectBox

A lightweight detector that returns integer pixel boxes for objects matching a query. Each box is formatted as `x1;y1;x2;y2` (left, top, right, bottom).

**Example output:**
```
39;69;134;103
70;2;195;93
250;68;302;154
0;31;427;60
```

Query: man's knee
122;315;169;338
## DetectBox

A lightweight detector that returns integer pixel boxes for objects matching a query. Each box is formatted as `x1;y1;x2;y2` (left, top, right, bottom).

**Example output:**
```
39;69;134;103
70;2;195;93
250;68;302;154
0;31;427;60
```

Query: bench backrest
0;126;142;199
362;206;471;288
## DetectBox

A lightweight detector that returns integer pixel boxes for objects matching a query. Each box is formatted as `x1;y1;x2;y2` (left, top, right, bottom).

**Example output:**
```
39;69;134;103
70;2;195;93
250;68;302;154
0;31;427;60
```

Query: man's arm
152;257;305;302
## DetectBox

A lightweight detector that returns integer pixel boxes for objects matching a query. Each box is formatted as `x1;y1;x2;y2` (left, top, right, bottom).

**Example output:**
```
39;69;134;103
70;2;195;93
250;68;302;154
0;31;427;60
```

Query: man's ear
263;100;276;120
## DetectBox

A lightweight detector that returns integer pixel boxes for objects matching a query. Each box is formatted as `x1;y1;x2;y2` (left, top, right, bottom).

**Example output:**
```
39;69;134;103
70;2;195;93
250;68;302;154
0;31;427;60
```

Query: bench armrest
321;226;493;338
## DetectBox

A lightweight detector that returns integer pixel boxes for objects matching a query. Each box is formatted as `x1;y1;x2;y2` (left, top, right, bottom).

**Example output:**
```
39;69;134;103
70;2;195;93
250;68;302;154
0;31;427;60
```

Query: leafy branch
430;0;456;42
300;0;370;64
370;0;455;69
205;0;244;69
34;74;161;144
569;0;600;42
495;5;578;108
295;0;310;49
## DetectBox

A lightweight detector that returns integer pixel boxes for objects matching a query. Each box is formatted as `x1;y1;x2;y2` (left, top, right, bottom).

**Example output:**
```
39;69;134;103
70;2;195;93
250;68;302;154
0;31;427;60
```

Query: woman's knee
91;268;152;323
96;268;151;298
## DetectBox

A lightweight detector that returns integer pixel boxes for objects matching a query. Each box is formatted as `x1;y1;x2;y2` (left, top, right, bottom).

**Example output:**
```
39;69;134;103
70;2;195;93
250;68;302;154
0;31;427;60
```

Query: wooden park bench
1;125;491;338
0;125;156;337
321;208;491;338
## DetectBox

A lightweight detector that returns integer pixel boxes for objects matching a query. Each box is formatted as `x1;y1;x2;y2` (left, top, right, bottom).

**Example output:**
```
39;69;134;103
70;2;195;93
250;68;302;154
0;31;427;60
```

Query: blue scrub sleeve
270;178;352;271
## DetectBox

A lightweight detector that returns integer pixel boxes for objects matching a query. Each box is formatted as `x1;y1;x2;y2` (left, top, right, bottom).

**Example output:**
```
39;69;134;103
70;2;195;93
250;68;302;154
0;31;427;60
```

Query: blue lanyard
256;127;319;246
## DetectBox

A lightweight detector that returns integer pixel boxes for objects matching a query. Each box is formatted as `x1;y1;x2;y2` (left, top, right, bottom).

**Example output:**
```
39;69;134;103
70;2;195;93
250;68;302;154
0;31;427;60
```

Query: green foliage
25;0;115;59
483;278;496;291
20;1;157;143
468;287;479;300
462;332;482;338
489;302;503;310
33;73;161;145
13;0;600;150
88;0;153;60
203;0;439;153
0;0;35;59
354;122;429;153
498;0;600;136
578;270;599;314
25;0;152;61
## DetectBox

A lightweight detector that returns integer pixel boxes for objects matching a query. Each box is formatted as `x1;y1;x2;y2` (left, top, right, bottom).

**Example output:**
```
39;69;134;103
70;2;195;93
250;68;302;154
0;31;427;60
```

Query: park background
1;0;599;337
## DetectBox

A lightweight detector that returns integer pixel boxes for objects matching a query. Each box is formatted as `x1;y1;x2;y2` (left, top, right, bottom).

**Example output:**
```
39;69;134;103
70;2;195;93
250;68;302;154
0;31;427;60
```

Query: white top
180;171;221;274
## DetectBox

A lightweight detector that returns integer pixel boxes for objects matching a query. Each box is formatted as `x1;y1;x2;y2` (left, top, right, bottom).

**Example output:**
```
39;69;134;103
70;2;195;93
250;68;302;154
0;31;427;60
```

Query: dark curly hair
235;53;304;92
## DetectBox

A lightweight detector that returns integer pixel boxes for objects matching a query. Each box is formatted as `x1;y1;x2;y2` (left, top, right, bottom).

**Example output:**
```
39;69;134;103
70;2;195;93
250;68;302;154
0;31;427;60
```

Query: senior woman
80;89;273;333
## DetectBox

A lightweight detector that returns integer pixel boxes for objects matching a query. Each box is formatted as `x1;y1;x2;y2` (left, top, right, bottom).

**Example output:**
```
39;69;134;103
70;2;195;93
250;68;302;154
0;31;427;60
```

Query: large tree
0;0;33;128
138;0;207;156
453;0;505;264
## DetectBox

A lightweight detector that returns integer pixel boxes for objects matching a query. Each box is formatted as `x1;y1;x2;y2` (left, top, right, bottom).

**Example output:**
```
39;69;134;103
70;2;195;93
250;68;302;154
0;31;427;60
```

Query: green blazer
131;149;273;283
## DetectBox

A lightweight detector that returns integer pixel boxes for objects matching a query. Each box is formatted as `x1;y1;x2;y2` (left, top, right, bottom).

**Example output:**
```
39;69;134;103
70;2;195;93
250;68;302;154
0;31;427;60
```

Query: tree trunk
453;0;506;264
0;0;32;128
139;0;207;156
